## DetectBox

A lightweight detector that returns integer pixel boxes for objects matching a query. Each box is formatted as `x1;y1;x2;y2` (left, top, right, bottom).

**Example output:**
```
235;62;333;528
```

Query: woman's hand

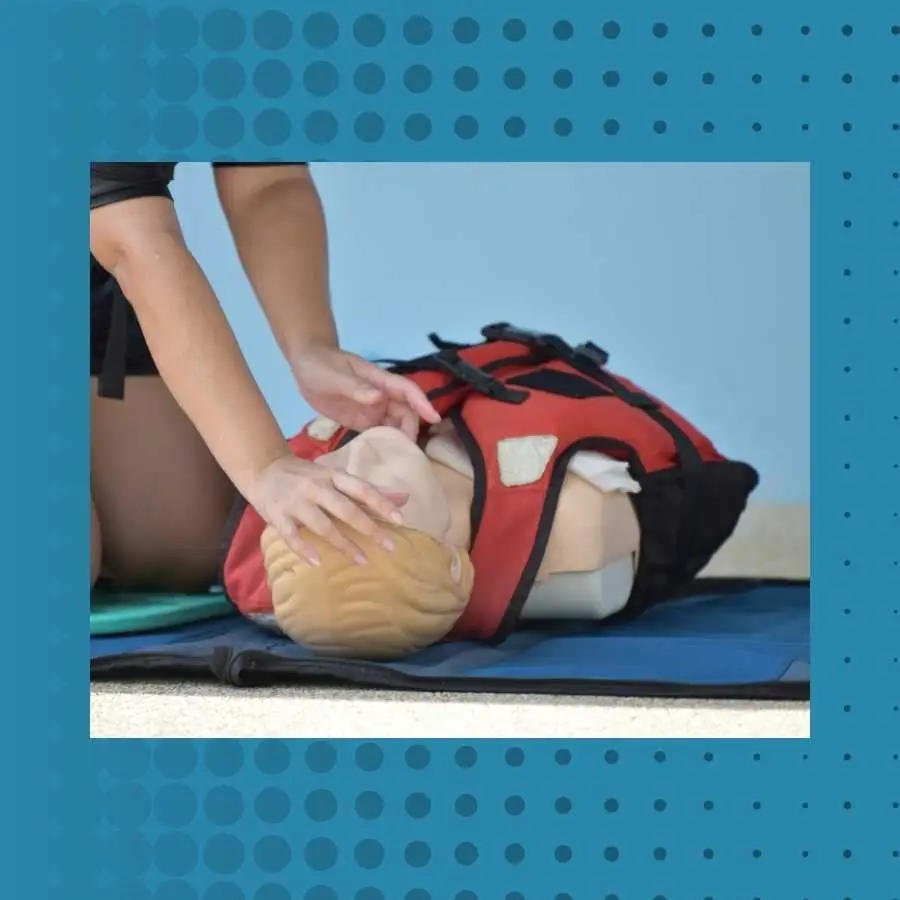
248;453;410;566
292;344;441;441
259;345;439;563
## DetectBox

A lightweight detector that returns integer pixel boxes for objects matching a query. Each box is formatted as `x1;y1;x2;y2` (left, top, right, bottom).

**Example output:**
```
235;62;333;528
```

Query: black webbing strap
480;323;703;579
96;282;129;401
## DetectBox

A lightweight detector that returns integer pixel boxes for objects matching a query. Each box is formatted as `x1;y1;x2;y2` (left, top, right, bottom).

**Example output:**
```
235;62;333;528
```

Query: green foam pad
90;588;236;636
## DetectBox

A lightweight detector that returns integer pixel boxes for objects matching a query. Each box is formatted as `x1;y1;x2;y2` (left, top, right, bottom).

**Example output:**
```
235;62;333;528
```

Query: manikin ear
445;546;474;600
448;548;463;585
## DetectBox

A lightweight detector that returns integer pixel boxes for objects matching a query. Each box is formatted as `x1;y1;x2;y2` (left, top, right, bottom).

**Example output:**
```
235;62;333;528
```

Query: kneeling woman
89;163;438;593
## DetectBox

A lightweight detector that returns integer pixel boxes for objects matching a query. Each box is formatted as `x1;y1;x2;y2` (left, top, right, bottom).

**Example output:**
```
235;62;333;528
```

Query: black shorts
91;254;157;398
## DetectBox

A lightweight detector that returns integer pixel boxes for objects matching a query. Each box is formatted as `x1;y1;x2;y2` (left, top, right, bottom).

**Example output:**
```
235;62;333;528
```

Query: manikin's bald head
262;427;474;659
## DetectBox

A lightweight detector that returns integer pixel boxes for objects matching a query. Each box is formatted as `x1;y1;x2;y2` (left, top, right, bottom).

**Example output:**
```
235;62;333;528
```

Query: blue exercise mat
89;579;809;700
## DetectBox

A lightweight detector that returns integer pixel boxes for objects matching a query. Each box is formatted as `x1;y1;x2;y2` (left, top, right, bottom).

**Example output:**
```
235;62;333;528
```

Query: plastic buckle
427;332;469;351
573;340;610;369
433;352;529;404
481;322;574;359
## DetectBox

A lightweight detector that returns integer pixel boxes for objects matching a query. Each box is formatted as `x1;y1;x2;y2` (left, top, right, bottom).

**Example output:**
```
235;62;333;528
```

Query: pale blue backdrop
172;163;809;503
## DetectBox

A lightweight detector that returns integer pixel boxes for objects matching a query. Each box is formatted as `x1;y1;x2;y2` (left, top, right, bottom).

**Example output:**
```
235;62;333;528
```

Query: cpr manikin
261;422;641;659
225;323;759;662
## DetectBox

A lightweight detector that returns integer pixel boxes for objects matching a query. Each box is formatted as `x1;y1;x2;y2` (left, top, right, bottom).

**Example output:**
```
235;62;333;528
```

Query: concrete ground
91;681;809;739
90;504;810;740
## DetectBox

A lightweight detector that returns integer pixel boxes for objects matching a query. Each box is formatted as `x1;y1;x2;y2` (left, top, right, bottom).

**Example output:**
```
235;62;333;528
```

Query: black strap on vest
430;351;529;404
96;281;129;401
478;322;704;581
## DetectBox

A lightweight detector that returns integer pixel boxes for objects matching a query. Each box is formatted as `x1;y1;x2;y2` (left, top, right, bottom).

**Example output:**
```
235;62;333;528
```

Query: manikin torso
314;423;642;619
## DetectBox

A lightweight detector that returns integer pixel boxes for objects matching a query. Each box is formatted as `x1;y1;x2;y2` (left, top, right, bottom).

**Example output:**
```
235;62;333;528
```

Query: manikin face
315;426;454;544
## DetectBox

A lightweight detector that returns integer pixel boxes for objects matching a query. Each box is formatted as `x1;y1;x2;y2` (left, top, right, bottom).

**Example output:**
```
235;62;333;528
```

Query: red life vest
221;323;759;643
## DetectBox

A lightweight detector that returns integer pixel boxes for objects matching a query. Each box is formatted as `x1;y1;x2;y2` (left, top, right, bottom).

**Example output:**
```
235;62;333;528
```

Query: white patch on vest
307;417;340;441
496;435;559;486
425;429;640;494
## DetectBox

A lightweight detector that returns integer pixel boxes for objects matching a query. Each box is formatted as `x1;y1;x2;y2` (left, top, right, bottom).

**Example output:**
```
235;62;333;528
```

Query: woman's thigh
91;497;102;587
91;376;236;592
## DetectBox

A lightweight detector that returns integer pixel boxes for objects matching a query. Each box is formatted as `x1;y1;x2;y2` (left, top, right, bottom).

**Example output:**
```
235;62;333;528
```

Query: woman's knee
112;528;223;593
91;376;234;593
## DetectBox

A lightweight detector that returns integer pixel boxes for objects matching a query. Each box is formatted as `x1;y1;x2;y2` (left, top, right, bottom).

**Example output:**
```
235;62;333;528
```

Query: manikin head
262;426;475;659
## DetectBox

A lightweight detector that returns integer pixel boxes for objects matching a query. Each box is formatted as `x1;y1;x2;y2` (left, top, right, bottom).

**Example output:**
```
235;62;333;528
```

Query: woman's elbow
90;197;185;281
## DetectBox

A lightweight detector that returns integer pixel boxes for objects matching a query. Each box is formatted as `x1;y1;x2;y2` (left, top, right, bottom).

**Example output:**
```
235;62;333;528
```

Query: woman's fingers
276;518;323;568
366;367;441;424
394;380;440;424
384;399;420;441
312;482;397;554
331;470;406;526
293;497;368;564
261;456;411;567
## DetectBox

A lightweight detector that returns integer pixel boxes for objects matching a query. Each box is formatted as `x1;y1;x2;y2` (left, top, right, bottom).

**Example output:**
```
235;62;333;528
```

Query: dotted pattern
65;6;900;159
5;2;899;898
83;741;899;897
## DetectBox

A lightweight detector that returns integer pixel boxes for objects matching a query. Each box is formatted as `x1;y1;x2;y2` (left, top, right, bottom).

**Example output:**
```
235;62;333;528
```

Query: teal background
174;162;810;502
4;1;899;898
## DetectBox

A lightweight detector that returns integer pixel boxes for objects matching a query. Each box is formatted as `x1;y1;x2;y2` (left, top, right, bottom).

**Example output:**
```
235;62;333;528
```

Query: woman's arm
213;164;440;434
90;195;291;500
90;181;410;565
213;164;338;360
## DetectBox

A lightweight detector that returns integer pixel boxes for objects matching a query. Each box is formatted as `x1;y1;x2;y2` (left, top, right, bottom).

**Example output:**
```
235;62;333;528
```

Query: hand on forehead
317;426;452;541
